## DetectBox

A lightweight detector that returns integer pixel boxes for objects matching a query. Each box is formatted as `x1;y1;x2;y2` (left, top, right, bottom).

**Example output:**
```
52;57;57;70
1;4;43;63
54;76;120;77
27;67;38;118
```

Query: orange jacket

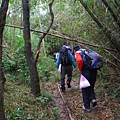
75;52;83;71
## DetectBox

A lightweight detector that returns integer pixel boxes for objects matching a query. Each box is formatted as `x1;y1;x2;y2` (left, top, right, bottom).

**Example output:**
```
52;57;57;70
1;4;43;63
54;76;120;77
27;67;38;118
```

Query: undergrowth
4;56;60;120
4;77;60;120
3;55;120;119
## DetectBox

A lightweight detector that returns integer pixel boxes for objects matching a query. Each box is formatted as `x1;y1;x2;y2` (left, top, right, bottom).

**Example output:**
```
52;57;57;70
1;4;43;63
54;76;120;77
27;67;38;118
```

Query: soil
42;78;120;120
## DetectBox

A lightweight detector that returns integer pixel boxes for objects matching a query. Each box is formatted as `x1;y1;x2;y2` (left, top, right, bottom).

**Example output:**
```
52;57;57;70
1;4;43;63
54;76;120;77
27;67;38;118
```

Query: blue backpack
79;49;103;70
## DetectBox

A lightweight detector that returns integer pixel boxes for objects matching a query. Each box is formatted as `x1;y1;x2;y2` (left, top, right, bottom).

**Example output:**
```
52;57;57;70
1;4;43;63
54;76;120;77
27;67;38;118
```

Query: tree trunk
0;0;9;119
22;0;40;96
79;0;120;52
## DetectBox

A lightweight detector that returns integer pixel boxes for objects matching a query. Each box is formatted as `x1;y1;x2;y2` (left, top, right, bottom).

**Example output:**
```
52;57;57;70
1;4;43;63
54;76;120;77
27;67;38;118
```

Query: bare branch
37;0;54;50
57;83;74;120
32;0;55;62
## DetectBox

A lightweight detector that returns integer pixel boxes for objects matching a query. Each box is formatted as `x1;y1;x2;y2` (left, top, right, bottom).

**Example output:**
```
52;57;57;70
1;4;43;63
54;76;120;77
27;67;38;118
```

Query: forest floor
42;76;120;120
4;71;120;120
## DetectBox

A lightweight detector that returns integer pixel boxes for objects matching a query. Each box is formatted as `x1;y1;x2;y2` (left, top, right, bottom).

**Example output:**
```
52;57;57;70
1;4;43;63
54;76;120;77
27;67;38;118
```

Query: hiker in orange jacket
73;45;97;112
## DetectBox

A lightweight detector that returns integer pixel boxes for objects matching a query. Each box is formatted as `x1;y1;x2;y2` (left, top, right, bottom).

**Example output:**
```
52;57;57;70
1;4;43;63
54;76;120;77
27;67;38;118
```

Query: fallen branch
57;83;74;120
4;24;120;68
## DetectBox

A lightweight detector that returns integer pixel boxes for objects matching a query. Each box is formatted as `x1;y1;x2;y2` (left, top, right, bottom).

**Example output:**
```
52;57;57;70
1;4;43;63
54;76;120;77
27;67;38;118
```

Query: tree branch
37;0;54;50
57;83;74;120
5;24;117;52
34;0;54;62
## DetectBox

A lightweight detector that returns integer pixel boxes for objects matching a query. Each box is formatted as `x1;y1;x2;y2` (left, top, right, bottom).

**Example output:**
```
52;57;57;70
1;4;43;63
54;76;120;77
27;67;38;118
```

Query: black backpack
59;47;71;66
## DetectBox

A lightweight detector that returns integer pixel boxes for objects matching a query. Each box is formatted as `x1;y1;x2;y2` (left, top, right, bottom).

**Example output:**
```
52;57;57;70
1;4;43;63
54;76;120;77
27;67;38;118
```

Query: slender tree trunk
0;0;9;119
22;0;40;96
114;0;120;7
102;0;120;27
79;0;120;52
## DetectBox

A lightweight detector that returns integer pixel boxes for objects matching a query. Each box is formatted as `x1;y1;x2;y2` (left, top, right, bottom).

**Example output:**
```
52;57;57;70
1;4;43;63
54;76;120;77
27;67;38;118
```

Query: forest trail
42;77;120;120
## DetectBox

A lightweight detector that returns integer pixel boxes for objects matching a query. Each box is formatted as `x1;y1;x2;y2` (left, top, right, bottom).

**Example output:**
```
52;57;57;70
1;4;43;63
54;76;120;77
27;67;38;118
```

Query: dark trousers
82;69;97;109
60;65;72;90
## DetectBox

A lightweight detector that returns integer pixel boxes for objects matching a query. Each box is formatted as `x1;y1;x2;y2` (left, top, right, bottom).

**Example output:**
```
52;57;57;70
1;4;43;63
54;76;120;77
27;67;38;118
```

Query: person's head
72;45;80;55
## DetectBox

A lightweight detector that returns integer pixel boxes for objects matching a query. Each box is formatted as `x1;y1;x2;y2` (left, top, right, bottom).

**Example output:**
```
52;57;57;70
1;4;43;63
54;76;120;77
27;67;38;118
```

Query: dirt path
42;79;120;120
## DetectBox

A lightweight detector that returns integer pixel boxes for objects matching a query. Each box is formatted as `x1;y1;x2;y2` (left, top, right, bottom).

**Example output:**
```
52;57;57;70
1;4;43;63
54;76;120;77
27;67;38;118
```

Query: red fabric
75;52;83;71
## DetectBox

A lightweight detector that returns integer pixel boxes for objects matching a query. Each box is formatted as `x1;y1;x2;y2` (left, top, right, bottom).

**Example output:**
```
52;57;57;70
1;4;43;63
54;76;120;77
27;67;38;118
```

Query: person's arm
69;53;77;69
75;52;83;71
56;53;60;68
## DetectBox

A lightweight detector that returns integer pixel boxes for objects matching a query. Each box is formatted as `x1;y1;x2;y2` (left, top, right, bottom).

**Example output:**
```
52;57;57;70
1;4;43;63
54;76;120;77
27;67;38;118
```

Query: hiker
56;45;77;92
73;45;101;112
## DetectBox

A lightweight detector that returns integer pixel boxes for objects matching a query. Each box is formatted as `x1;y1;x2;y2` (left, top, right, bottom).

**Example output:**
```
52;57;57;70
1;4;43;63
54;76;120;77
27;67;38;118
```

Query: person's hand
36;49;40;54
79;70;82;74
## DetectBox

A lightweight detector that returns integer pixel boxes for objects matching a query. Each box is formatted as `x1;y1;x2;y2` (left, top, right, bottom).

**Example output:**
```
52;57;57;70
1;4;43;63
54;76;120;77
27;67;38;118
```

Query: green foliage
10;0;14;4
38;55;59;82
97;69;120;100
3;30;30;84
2;1;120;119
45;36;63;54
112;86;120;98
52;107;60;115
5;79;57;120
7;107;34;120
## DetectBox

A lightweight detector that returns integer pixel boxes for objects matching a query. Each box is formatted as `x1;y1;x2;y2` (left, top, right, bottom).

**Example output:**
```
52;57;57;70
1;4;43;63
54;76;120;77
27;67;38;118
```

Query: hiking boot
66;81;71;88
91;99;97;107
67;83;71;88
60;87;66;92
62;89;66;92
82;105;91;112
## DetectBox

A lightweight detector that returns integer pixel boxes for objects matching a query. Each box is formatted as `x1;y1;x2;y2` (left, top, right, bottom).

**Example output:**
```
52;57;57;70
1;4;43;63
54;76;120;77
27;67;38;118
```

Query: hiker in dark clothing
56;45;77;92
73;45;97;112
